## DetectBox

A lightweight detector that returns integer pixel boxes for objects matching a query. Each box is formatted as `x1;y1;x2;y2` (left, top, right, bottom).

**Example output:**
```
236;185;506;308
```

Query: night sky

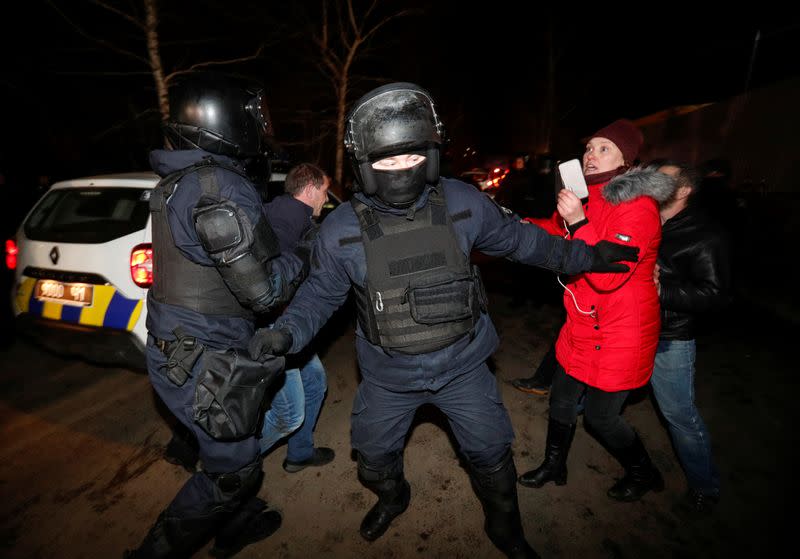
2;1;798;185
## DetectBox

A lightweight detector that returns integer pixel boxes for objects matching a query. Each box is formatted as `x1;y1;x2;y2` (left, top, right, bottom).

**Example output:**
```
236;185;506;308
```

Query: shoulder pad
194;202;242;254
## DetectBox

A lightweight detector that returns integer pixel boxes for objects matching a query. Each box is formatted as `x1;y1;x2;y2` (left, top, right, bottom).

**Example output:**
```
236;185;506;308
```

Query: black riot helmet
344;83;444;206
164;74;273;159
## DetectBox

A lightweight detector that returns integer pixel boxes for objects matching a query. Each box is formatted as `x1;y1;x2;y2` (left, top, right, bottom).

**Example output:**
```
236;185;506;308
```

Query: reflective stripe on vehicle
15;277;144;332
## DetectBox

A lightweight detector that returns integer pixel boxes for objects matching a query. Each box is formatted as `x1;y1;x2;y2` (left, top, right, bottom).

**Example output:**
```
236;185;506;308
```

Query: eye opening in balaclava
368;148;430;208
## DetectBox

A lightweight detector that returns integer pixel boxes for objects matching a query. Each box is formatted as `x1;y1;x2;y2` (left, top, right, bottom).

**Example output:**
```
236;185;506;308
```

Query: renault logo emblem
50;246;59;265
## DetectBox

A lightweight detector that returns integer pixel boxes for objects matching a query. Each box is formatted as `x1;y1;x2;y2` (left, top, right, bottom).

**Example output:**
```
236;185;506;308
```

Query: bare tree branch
164;44;265;84
321;0;329;49
362;0;380;25
159;37;230;46
90;0;146;30
362;10;414;43
337;0;351;49
316;35;344;72
46;0;151;66
312;0;418;187
56;71;155;76
345;0;361;37
91;108;159;141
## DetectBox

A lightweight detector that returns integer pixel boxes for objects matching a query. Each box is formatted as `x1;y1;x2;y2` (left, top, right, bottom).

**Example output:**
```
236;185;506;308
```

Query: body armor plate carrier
149;158;279;318
352;187;486;355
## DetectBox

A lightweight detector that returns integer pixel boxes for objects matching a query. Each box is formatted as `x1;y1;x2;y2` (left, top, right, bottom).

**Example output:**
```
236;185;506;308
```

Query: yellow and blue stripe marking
15;277;143;331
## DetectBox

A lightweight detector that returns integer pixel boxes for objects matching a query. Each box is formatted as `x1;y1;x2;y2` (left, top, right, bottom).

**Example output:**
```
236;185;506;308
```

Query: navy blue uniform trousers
351;361;514;471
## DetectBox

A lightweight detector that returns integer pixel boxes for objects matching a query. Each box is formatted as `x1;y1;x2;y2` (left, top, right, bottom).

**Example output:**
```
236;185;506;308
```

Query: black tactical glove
248;327;293;360
589;240;640;273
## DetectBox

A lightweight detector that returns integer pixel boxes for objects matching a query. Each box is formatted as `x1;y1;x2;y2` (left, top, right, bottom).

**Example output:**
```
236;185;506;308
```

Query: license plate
35;280;94;307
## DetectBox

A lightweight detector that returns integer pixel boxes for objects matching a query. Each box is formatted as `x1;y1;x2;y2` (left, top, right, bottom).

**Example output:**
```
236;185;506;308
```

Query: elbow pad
194;202;283;313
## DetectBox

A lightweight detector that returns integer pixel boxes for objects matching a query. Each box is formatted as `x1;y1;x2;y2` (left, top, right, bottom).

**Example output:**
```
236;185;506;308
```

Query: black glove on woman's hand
589;240;640;273
248;327;293;360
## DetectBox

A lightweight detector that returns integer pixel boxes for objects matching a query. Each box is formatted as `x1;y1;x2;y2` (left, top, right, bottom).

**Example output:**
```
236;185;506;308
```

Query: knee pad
468;448;516;493
463;443;512;473
205;459;263;508
357;451;403;482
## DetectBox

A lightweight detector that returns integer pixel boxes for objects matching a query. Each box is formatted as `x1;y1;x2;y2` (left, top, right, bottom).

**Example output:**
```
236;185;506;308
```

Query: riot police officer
125;75;304;558
247;83;639;558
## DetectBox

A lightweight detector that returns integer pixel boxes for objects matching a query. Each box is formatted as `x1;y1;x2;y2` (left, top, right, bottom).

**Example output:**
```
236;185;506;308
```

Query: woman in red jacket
518;119;675;501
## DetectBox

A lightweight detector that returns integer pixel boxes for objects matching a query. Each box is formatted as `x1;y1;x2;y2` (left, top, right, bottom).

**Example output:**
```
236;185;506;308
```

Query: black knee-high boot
209;496;282;558
469;451;540;559
607;433;664;501
357;454;411;542
518;419;574;488
124;460;272;559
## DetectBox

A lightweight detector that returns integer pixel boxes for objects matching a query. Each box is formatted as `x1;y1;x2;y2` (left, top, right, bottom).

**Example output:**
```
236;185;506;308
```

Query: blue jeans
651;339;719;496
259;353;327;462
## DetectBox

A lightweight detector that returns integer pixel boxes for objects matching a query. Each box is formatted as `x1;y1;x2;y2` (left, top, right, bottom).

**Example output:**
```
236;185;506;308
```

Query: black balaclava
372;152;428;208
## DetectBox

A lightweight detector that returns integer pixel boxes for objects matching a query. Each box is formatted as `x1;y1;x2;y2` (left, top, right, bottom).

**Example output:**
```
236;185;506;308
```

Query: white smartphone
557;159;589;199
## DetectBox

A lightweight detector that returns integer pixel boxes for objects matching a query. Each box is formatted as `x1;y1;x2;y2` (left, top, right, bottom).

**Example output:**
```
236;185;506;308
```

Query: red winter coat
525;169;672;391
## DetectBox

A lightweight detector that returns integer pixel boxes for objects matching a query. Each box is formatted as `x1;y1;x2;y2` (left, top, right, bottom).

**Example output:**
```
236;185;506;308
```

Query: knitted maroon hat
590;119;643;165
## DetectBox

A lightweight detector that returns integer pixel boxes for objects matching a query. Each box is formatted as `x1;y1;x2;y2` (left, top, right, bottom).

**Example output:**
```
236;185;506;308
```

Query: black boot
607;434;664;501
125;460;264;558
123;513;173;559
209;497;282;558
359;476;411;541
358;455;411;542
512;344;557;396
123;510;211;559
511;375;551;396
518;419;574;488
469;451;540;559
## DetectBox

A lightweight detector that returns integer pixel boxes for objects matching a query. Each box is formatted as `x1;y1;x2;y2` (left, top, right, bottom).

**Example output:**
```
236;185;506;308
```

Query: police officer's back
126;75;301;559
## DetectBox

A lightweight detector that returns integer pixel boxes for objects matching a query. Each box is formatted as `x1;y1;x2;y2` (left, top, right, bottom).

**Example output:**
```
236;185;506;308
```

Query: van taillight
130;243;153;288
5;239;18;270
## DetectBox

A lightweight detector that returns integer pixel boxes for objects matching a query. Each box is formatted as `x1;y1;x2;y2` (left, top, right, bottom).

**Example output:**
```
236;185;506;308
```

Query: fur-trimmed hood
602;167;675;205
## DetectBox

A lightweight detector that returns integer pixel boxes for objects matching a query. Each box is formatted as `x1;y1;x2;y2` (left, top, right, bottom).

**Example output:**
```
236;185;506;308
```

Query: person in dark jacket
259;162;335;472
126;75;305;559
653;161;730;512
246;83;639;558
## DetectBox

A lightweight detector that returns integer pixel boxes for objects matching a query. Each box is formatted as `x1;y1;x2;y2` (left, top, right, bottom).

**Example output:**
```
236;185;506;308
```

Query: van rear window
24;188;150;243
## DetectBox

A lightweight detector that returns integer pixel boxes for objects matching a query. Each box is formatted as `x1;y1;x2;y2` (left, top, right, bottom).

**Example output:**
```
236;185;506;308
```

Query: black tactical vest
149;159;253;318
352;187;485;355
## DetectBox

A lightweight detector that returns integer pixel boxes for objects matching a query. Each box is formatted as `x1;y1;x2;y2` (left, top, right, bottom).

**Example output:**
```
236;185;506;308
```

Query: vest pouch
193;349;285;441
406;270;475;325
472;264;489;313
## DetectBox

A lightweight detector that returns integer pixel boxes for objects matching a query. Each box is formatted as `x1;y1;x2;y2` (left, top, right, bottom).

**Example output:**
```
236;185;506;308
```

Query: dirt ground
0;269;795;558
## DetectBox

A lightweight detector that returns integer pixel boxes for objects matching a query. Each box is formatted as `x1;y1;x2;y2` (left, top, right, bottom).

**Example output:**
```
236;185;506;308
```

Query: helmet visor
348;88;442;161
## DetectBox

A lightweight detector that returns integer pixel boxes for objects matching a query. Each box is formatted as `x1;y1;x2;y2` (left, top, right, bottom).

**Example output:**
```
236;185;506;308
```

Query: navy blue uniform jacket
264;194;314;253
276;178;593;392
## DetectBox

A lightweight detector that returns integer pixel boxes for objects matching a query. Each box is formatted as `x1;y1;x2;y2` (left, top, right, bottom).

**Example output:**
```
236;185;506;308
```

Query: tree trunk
144;0;169;147
334;79;348;190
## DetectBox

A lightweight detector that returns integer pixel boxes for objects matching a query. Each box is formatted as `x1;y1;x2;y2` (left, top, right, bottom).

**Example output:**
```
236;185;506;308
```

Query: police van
7;169;318;369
